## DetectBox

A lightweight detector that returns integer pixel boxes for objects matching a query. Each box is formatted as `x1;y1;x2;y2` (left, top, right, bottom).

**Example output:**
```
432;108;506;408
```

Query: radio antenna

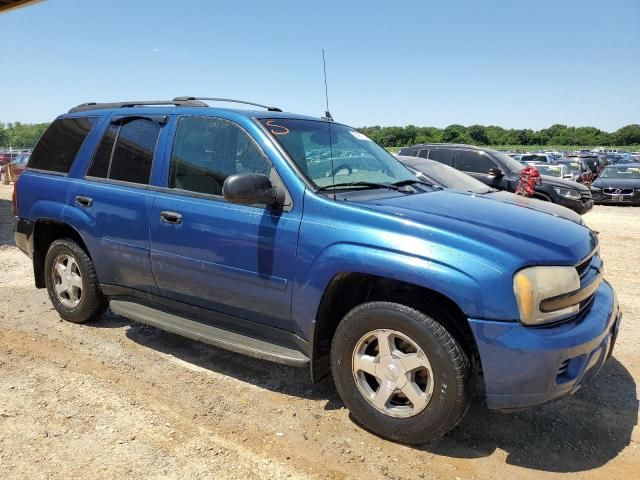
322;49;333;121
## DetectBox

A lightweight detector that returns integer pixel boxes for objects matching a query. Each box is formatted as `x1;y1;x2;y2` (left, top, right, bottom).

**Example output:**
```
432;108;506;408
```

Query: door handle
160;211;183;224
75;196;93;208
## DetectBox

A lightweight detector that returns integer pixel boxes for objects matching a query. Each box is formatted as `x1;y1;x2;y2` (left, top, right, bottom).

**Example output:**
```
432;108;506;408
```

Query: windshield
559;161;582;173
535;164;563;177
599;166;640;179
259;119;415;188
486;148;525;173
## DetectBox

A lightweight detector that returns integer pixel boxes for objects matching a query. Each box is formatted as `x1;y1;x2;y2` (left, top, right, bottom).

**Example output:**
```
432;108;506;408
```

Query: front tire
44;238;107;323
331;302;471;444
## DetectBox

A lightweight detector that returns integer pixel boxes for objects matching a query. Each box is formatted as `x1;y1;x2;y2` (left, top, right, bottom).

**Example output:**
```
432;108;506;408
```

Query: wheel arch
309;272;484;396
32;219;92;288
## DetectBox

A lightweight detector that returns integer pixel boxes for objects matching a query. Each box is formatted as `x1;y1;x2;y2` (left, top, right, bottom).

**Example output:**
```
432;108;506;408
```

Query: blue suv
14;98;621;443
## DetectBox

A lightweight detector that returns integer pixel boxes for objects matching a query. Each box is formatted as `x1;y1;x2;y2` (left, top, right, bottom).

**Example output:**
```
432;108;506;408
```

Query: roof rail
173;97;283;112
68;99;209;113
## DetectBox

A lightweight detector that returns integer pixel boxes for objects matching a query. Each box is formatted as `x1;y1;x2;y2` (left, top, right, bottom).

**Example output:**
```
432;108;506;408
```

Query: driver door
149;115;301;330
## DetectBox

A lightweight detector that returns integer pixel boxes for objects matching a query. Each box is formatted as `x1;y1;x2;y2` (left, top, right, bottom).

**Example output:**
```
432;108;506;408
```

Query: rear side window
28;117;97;173
427;149;455;166
87;118;162;185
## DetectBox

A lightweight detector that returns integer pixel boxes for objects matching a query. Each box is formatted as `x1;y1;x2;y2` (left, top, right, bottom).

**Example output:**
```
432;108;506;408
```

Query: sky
1;0;638;131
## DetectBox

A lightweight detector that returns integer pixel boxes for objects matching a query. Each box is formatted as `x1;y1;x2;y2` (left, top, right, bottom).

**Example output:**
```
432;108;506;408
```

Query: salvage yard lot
0;183;638;480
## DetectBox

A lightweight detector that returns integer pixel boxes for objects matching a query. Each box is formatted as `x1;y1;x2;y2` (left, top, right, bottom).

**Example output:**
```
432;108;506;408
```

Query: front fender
291;242;486;340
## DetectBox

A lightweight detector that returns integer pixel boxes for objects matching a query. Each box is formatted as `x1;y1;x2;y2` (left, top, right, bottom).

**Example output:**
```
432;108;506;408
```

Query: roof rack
173;97;283;112
68;99;209;113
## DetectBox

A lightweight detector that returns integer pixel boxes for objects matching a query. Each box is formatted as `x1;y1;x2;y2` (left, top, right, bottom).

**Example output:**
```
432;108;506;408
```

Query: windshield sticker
349;130;372;141
265;120;289;135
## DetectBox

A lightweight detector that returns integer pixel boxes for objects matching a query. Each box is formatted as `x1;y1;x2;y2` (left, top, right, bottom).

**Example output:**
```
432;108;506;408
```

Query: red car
1;153;30;184
0;151;20;166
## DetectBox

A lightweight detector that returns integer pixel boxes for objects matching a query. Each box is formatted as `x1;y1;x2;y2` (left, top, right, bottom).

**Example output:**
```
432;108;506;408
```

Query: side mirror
563;173;572;178
222;173;279;206
487;167;504;178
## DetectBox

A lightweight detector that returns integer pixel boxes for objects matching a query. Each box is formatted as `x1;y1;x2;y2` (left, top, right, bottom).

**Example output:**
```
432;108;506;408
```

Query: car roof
62;98;327;122
62;106;325;123
405;143;483;150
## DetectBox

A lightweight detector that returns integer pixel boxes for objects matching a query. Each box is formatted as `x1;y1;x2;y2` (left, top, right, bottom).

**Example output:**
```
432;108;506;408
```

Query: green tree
442;125;471;143
613;124;640;145
468;125;489;144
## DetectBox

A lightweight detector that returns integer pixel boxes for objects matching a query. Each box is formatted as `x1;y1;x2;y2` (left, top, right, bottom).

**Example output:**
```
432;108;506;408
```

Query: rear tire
331;301;471;444
44;238;107;323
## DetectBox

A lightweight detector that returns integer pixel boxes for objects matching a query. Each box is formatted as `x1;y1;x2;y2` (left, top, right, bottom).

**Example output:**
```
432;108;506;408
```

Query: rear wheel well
312;273;484;394
32;221;90;288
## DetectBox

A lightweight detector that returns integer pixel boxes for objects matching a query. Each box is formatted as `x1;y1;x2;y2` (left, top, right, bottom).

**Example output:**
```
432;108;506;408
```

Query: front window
599;166;640;179
259;119;415;188
560;161;583;174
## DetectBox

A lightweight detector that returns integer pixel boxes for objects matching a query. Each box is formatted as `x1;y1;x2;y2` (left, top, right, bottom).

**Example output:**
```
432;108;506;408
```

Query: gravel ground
0;183;638;479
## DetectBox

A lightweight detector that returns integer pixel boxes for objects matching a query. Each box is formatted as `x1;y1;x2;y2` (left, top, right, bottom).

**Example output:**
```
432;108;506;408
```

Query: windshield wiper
316;181;402;192
391;178;441;189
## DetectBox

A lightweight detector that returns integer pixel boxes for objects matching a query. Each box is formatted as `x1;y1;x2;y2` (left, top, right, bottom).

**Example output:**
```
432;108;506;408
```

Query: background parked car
1;152;30;184
591;163;640;205
397;156;583;224
520;153;558;165
556;158;594;184
529;163;572;179
0;151;21;167
397;144;593;214
566;154;607;178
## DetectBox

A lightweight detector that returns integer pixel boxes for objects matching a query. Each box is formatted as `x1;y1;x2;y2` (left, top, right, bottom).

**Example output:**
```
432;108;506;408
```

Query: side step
109;300;310;367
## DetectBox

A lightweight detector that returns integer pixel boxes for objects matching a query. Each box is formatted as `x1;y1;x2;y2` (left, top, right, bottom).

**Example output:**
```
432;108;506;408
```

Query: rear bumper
469;280;620;410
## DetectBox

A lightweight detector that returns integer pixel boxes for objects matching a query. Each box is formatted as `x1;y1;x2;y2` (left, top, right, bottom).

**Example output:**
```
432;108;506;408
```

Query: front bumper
469;280;620;410
557;196;593;215
592;191;640;205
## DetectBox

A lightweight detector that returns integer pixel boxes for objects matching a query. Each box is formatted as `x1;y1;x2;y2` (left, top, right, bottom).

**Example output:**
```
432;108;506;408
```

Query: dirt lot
0;183;638;480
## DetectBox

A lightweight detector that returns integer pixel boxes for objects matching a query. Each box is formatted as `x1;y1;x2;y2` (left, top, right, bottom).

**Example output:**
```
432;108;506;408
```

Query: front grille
603;188;633;195
576;252;595;278
557;359;570;376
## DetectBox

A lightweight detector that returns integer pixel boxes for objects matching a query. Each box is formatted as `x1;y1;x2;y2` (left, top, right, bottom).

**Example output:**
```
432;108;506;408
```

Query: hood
539;175;590;191
486;190;583;224
592;177;640;189
352;189;596;265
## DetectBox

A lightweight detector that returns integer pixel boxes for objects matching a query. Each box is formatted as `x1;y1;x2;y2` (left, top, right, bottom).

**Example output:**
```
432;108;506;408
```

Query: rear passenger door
149;115;300;331
68;115;165;293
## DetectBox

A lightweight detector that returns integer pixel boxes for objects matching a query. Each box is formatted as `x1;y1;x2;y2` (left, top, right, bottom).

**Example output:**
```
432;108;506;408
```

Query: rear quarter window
28;117;97;173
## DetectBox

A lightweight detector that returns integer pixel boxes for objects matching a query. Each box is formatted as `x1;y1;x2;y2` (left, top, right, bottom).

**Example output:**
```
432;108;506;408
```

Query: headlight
513;266;580;326
590;186;602;192
553;186;582;200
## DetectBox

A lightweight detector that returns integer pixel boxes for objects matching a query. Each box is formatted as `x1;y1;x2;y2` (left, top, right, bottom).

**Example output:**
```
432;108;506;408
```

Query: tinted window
28;117;97;173
521;154;546;163
87;124;117;178
427;149;455;166
459;150;497;173
109;119;160;184
169;116;271;196
417;149;429;159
